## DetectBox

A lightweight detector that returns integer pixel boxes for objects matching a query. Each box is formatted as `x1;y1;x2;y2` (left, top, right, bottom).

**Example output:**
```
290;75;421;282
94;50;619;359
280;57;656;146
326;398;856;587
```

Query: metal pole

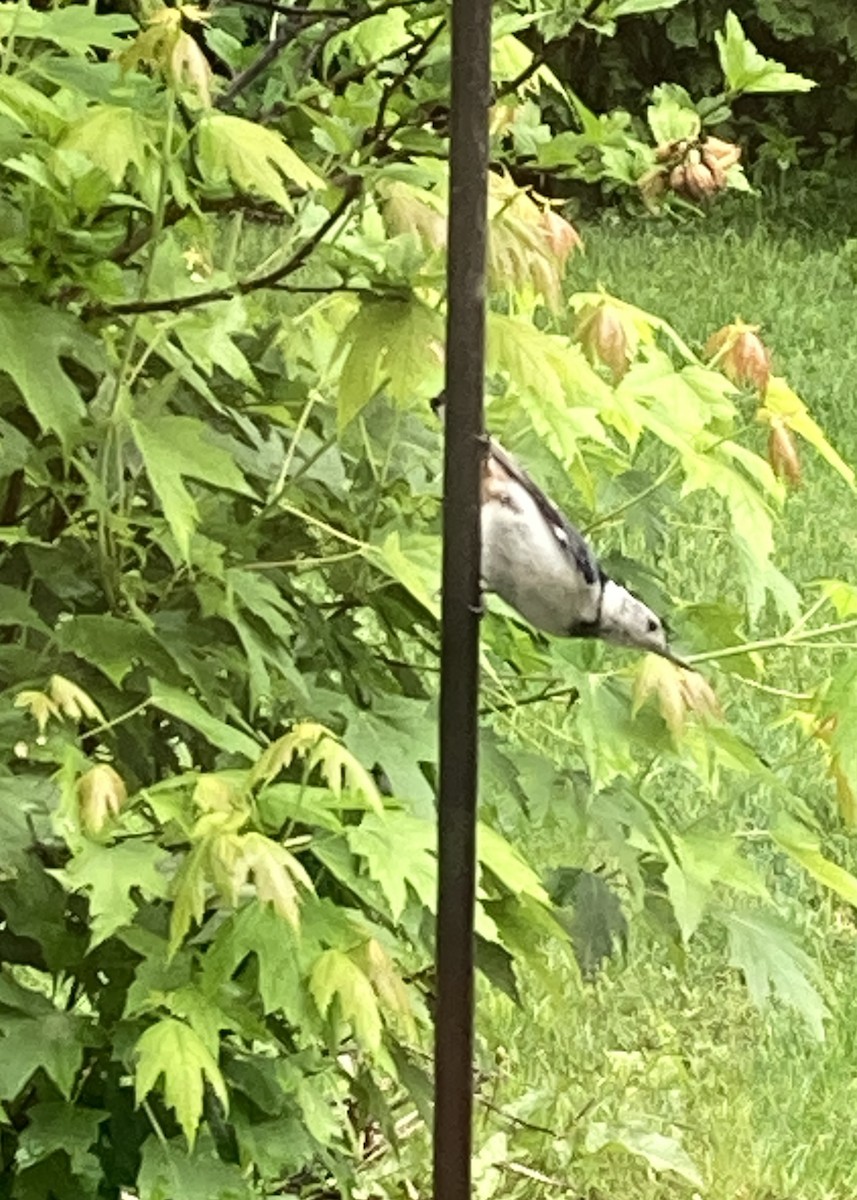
433;0;492;1197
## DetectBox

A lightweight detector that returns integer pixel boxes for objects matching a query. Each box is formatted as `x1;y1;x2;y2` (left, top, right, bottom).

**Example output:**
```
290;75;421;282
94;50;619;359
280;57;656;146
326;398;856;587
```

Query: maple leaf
134;1017;228;1147
633;658;720;738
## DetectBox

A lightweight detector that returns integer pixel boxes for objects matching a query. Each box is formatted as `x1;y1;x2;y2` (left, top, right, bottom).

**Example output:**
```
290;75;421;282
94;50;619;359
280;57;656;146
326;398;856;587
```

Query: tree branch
367;18;446;144
84;181;360;319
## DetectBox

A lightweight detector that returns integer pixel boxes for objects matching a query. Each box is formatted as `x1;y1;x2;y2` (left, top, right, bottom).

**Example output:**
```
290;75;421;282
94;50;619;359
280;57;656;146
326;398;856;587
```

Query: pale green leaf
610;0;686;15
336;297;444;429
134;1017;228;1146
149;681;261;761
478;823;550;904
310;948;382;1051
723;907;828;1040
819;578;857;619
0;6;137;52
773;815;857;907
716;11;815;94
239;831;313;926
197;113;323;209
374;529;440;616
585;1119;704;1189
346;811;436;920
646;82;701;144
60;104;153;185
170;841;208;956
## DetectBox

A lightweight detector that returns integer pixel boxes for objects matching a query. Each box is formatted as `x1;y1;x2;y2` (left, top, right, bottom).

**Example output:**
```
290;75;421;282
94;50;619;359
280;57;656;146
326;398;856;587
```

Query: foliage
559;0;857;186
0;2;855;1197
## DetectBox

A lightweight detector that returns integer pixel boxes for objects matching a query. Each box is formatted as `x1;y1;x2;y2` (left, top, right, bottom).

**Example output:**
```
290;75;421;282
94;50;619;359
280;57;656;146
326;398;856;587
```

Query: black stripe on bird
432;393;690;669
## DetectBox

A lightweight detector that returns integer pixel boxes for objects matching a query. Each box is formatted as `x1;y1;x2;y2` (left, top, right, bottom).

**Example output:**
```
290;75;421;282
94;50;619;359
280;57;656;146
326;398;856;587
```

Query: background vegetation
2;1;857;1197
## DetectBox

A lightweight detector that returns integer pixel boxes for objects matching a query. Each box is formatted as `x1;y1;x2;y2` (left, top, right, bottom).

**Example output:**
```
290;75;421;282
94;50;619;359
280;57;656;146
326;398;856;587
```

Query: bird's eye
646;617;658;633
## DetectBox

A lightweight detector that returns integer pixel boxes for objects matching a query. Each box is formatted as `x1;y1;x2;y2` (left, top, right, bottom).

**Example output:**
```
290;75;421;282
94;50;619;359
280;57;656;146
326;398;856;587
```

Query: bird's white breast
480;484;600;635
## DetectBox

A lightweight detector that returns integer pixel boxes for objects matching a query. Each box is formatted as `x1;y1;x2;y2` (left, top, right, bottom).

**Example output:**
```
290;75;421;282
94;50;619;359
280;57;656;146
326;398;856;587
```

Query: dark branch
84;181;360;319
494;49;549;101
367;18;446;144
108;194;292;265
215;29;294;110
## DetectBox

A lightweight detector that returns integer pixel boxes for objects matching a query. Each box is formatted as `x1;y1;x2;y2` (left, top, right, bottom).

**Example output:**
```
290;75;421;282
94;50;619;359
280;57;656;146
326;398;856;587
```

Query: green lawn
474;209;857;1200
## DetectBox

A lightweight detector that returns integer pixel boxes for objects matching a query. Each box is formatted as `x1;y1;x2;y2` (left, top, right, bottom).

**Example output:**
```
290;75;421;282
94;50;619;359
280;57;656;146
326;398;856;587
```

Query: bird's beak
652;644;696;672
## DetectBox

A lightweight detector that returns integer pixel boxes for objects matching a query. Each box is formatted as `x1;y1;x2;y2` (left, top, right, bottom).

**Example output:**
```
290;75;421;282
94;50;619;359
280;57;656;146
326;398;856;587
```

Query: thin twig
479;1096;559;1138
500;1161;576;1191
367;19;446;145
687;617;857;665
481;684;579;717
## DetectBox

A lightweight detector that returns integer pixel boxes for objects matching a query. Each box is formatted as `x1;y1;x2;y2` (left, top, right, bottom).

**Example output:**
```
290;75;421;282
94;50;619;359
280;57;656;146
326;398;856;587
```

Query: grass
471;205;857;1200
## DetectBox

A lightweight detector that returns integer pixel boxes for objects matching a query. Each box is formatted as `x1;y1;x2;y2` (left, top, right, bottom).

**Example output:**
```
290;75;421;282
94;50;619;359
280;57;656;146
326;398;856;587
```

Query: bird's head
599;579;690;669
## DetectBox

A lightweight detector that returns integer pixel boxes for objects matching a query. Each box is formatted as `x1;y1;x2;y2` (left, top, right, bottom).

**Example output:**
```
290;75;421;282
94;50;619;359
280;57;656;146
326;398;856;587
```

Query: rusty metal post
433;0;492;1197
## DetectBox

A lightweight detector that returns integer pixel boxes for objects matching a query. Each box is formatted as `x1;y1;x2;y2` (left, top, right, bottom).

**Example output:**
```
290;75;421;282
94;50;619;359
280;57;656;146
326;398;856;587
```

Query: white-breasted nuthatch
432;393;689;668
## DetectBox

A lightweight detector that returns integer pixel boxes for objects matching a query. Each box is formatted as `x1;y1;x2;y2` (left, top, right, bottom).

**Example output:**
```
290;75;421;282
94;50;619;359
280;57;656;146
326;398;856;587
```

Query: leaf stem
583;455;681;534
687;617;857;665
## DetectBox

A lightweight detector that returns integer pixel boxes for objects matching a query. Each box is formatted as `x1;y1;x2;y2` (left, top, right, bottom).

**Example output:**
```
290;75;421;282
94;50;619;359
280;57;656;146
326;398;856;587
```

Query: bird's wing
486;437;600;586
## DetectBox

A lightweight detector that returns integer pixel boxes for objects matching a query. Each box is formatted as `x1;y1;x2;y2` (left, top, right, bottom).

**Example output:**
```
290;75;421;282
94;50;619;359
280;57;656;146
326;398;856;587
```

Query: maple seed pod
681;160;717;202
577;302;632;381
701;149;727;190
700;136;742;171
768;418;802;488
704;322;772;392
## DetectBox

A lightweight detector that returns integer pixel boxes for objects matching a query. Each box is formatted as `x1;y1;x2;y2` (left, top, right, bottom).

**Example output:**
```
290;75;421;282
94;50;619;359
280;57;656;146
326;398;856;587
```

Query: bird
431;393;690;668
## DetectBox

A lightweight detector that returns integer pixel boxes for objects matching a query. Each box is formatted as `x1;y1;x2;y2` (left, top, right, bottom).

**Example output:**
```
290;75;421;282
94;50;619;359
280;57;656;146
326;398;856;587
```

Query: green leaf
346;811;436;921
546;868;628;977
585;1119;704;1189
310;948;382;1051
716;11;815;94
137;1134;255;1200
55;613;175;687
201;901;315;1022
772;815;857;908
723;907;828;1040
609;0;686;17
0;292;100;449
61;841;170;947
336;297;444;429
0;583;49;632
478;822;550;904
0;5;137;52
131;414;255;561
0;1011;85;1100
374;529;440;617
239;830;313;927
149;681;261;761
646;83;701;144
60;104;153;185
134;1017;228;1147
663;831;767;944
197;113;323;210
15;1102;106;1180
